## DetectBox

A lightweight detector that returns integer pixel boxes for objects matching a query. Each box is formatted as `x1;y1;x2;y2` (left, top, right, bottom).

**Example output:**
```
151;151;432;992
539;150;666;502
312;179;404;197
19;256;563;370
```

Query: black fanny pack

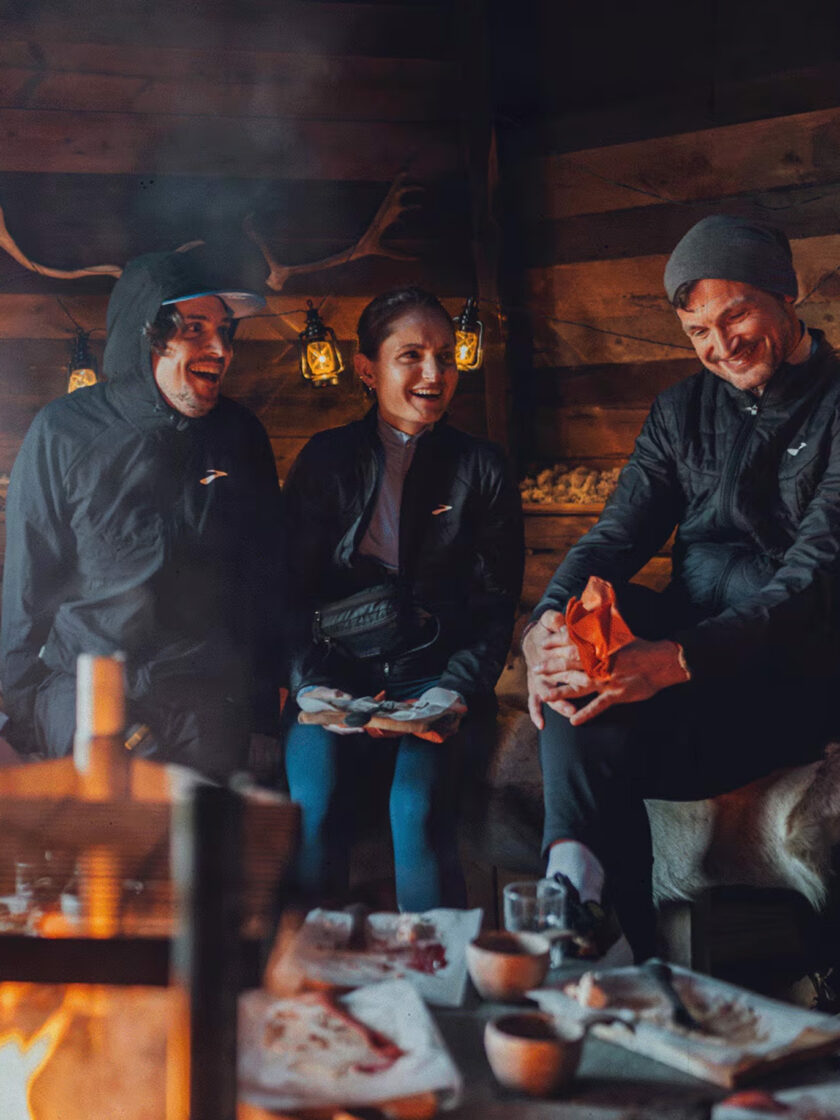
312;584;438;660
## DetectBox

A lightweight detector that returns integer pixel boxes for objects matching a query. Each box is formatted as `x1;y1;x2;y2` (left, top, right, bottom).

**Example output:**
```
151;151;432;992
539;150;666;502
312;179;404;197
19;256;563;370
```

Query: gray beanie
664;216;797;304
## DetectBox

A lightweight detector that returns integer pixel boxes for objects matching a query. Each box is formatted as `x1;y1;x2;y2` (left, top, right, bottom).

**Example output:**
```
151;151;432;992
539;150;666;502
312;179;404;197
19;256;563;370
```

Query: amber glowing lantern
453;297;484;372
298;300;344;387
66;331;97;394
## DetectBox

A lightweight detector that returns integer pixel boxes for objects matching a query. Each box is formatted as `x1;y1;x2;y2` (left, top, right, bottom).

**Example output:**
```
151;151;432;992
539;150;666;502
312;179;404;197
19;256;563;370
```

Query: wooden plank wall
0;0;492;586
501;0;840;473
0;0;483;491
494;0;840;603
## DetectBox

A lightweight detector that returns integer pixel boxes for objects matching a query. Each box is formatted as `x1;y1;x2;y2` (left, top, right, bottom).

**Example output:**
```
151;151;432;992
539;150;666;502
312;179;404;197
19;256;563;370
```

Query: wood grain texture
0;43;456;121
530;359;698;408
0;172;470;280
522;550;671;607
525;236;840;367
0;108;459;179
0;2;455;58
517;106;840;221
0;292;477;340
517;182;840;268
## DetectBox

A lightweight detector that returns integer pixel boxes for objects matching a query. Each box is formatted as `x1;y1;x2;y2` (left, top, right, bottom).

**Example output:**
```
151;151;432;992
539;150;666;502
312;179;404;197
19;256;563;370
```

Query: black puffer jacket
284;408;524;703
534;331;840;679
0;249;284;743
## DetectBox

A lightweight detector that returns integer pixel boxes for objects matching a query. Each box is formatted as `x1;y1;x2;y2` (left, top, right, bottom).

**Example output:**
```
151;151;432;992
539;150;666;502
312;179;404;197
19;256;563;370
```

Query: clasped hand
522;609;688;729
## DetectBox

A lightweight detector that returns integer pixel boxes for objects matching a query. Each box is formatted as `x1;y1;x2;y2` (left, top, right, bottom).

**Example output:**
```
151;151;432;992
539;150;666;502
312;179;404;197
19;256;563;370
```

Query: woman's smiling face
355;307;458;434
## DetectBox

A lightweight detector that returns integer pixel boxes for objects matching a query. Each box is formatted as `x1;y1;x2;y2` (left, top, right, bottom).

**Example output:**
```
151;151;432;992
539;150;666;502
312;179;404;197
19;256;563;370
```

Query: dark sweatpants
538;585;836;958
33;670;250;782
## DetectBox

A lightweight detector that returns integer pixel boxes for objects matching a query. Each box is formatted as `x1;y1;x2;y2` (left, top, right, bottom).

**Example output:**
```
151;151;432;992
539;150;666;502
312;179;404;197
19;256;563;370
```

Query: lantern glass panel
455;330;479;370
67;368;97;394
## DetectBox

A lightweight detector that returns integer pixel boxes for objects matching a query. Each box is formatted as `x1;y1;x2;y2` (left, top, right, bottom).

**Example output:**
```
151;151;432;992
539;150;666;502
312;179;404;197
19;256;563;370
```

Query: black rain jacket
0;249;284;745
283;408;524;704
533;330;840;680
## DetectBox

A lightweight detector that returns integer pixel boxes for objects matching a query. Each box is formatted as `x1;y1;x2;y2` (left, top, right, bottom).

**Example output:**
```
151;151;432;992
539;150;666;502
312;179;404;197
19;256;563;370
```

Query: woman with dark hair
282;287;524;911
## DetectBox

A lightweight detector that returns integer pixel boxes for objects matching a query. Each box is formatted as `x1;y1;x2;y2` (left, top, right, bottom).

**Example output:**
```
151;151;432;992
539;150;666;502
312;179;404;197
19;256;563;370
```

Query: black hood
103;244;263;384
101;243;267;426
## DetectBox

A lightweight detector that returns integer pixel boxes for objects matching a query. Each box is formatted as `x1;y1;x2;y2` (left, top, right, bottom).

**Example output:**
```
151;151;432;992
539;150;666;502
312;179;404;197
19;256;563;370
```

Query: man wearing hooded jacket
524;216;840;963
0;246;283;780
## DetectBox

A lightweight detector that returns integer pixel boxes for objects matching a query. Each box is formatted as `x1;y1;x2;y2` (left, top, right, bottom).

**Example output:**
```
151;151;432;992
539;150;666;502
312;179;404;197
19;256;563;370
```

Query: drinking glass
503;878;574;965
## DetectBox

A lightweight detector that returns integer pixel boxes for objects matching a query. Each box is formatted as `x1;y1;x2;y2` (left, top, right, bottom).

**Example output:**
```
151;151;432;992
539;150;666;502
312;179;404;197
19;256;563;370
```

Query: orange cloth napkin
564;576;636;679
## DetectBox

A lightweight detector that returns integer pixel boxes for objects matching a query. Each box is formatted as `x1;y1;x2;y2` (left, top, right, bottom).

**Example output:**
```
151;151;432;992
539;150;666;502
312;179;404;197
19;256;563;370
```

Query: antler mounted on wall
244;173;420;291
0;174;422;297
0;204;123;281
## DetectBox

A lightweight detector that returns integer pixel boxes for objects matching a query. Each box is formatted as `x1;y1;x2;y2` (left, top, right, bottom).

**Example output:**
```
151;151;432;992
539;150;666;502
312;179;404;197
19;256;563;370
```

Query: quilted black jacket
283;408;524;703
533;330;840;679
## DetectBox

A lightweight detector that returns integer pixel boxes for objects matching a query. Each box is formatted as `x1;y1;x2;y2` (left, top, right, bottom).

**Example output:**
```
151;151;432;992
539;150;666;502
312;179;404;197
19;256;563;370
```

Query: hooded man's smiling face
151;295;234;417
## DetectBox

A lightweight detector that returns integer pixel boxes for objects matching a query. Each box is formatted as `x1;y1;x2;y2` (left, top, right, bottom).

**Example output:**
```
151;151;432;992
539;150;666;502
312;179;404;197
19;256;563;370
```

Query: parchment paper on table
297;687;463;740
269;907;482;1008
530;964;840;1087
239;978;462;1112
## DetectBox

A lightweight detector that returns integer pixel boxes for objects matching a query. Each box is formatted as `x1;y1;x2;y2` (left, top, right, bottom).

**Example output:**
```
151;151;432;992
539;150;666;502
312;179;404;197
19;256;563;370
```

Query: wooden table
432;969;840;1120
434;997;718;1120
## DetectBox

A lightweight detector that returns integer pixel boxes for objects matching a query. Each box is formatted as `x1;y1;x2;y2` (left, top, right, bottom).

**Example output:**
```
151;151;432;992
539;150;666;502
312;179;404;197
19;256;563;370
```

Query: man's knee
33;672;76;759
539;705;638;781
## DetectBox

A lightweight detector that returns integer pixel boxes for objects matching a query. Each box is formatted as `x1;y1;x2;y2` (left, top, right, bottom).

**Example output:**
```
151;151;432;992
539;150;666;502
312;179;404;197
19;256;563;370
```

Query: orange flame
0;984;77;1120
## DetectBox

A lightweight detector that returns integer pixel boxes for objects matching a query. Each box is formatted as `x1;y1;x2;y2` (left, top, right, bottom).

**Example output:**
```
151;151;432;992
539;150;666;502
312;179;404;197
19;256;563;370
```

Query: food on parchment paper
305;912;448;977
520;463;622;505
566;969;765;1045
262;991;404;1079
272;908;482;1010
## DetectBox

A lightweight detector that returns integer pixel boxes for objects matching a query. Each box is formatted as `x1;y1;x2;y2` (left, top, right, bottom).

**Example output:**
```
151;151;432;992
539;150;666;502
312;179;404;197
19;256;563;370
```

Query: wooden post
170;784;243;1120
74;653;130;938
457;0;512;454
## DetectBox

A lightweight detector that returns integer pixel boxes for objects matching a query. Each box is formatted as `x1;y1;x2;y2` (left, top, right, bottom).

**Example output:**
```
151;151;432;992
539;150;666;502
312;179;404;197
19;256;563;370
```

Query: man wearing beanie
524;215;840;963
0;245;284;781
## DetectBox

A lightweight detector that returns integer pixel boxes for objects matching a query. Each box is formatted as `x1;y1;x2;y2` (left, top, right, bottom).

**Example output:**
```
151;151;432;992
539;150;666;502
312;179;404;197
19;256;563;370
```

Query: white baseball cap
161;288;266;319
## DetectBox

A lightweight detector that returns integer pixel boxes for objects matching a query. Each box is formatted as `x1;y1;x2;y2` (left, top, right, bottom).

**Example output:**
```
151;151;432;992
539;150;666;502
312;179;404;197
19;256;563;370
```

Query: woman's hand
364;687;467;741
296;685;365;734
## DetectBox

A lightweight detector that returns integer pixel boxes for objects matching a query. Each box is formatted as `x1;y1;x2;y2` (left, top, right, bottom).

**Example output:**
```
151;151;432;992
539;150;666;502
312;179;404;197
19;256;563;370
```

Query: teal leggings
284;677;491;911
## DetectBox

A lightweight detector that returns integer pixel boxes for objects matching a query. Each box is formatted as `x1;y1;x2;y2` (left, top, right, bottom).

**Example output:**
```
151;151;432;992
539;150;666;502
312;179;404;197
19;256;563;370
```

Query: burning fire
0;983;172;1119
0;984;75;1120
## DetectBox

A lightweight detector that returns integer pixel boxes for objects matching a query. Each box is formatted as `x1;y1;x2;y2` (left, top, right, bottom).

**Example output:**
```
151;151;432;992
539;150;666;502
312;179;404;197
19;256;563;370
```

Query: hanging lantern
298;300;344;387
67;330;98;393
453;297;484;372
